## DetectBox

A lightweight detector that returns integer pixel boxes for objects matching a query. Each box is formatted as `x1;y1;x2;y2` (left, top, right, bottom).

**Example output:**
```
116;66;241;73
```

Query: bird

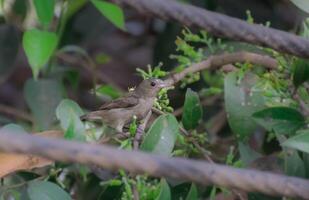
80;78;167;132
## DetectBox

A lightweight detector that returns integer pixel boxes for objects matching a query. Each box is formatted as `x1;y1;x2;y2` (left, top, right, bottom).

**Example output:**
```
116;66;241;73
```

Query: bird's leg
129;111;153;199
134;111;152;148
115;123;131;136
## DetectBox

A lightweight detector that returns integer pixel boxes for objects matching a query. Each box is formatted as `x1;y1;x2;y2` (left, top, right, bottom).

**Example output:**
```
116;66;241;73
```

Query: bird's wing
99;95;139;110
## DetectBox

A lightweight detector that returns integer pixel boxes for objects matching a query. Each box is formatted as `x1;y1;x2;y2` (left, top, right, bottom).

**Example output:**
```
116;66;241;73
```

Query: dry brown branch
0;131;63;178
0;104;33;123
110;0;309;58
164;52;277;86
207;109;227;136
0;131;308;199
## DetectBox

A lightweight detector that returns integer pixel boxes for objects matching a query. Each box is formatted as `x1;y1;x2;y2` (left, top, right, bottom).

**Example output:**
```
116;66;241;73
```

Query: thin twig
164;52;277;86
0;104;33;123
207;109;227;137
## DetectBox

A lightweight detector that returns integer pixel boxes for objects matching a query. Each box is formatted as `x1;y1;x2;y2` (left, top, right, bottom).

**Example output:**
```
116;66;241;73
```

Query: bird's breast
132;97;155;119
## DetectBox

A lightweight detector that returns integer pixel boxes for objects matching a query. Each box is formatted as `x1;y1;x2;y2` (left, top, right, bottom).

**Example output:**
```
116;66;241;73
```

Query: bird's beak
157;80;169;88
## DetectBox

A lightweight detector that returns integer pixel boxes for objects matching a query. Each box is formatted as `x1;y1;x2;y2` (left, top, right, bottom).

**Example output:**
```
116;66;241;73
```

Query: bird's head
135;78;168;98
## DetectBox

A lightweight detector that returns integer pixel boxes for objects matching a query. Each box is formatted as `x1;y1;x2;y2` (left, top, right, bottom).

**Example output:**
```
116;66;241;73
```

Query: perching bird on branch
80;78;167;132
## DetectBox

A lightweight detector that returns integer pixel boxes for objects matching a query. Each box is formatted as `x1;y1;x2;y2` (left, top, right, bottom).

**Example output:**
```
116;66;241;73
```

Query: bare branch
110;0;309;58
0;104;33;123
164;52;277;86
0;131;308;199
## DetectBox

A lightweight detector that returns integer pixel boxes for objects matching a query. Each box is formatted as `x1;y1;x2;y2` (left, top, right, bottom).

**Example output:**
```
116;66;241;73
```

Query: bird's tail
80;111;102;121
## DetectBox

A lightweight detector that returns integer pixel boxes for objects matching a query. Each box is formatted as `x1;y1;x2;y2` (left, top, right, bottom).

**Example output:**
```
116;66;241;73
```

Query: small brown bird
80;78;167;132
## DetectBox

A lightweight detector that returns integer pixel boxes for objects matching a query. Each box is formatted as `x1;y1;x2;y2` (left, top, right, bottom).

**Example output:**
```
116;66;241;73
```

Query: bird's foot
115;131;130;138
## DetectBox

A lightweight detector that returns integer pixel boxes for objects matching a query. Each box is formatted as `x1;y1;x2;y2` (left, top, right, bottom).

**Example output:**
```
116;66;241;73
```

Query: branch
0;104;33;123
110;0;309;58
165;52;277;86
0;132;308;199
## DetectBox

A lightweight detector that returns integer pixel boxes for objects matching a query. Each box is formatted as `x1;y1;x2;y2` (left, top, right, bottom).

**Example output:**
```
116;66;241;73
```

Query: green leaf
0;25;19;84
96;85;121;99
24;79;63;130
182;88;202;130
23;29;58;79
1;123;28;134
27;180;71;200
56;99;85;141
224;72;265;140
185;184;198;200
282;129;309;153
238;142;261;166
141;114;179;156
33;0;55;26
303;153;309;178
91;0;125;30
156;179;171;200
248;193;281;200
292;58;309;87
0;190;21;200
64;120;75;139
253;107;305;135
284;150;306;178
290;0;309;14
11;0;28;19
63;0;88;21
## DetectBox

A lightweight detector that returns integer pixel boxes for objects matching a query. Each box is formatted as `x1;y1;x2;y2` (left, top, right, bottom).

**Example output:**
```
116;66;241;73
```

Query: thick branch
0;132;308;199
164;52;277;86
110;0;309;58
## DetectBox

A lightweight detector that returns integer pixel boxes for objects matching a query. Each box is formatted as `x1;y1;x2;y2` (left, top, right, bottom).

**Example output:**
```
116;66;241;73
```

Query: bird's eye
150;81;156;87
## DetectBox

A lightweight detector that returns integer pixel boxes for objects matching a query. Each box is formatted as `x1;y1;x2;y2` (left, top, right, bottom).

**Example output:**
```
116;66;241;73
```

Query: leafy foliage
253;107;305;135
141;114;179;156
224;72;265;140
182;88;202;130
27;180;71;200
56;99;85;141
0;123;28;134
282;129;309;153
137;64;173;112
292;58;309;87
24;79;63;130
96;85;122;99
185;184;198;200
155;179;171;200
2;2;309;199
33;0;55;27
23;29;58;79
290;0;309;14
91;0;125;30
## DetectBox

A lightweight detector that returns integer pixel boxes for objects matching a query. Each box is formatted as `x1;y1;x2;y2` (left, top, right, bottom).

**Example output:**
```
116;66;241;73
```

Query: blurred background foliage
1;0;309;199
